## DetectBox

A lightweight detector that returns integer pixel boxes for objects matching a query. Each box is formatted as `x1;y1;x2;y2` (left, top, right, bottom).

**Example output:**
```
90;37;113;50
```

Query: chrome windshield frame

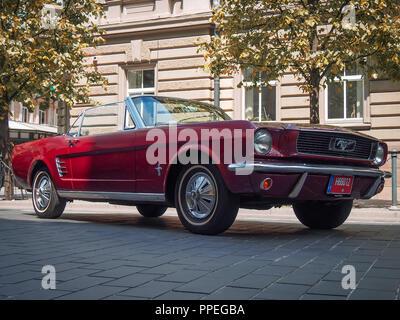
126;95;230;128
125;96;146;129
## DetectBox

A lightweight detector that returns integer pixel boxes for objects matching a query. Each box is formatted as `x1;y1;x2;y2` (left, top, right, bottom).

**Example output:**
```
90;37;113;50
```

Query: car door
67;101;136;193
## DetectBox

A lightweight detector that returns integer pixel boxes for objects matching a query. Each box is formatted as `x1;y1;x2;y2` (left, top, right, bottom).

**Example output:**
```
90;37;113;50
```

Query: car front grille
296;130;377;160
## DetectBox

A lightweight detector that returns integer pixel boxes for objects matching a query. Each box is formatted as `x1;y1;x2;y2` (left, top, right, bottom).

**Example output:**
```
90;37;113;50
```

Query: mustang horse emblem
330;138;356;152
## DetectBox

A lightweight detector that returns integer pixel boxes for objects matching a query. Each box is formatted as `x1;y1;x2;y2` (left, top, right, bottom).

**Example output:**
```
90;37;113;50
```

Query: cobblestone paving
0;201;400;300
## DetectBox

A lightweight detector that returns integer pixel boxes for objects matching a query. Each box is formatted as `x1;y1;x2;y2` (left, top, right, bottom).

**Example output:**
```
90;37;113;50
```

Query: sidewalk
353;199;393;209
1;188;397;211
1;197;400;226
1;196;400;300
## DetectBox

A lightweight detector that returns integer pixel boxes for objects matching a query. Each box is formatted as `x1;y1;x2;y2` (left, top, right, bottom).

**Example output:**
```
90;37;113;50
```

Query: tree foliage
200;0;400;123
0;0;106;113
0;0;107;199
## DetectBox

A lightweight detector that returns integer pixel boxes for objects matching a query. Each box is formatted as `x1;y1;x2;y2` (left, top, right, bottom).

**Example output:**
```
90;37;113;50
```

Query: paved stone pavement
0;199;400;300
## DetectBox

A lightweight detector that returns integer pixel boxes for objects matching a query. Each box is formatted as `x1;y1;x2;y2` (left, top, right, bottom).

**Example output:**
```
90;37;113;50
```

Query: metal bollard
389;149;399;211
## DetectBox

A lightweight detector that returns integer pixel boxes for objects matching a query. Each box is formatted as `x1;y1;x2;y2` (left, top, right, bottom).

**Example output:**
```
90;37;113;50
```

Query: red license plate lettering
327;175;354;195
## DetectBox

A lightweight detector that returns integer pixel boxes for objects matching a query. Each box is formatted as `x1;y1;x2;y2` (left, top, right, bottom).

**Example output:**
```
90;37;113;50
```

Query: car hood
253;121;352;132
252;121;379;141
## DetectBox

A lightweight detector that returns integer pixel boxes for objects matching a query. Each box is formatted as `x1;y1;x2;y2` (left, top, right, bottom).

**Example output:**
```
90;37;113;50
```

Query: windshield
131;96;231;127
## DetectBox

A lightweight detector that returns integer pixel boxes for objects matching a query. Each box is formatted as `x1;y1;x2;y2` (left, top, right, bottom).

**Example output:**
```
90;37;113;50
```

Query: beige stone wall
72;0;222;118
279;74;310;123
367;79;400;200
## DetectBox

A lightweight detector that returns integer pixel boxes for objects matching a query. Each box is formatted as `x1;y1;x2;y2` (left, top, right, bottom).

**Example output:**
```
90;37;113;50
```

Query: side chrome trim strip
228;162;392;179
57;190;166;203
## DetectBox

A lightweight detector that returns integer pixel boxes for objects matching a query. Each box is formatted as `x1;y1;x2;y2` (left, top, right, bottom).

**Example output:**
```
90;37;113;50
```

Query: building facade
80;0;400;200
8;100;59;145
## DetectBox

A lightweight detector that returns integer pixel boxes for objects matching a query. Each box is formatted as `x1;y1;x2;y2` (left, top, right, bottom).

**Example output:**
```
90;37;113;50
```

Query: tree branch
320;0;351;51
13;0;20;15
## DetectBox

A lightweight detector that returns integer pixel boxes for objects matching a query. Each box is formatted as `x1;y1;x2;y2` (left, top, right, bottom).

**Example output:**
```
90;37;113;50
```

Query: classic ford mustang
11;96;391;234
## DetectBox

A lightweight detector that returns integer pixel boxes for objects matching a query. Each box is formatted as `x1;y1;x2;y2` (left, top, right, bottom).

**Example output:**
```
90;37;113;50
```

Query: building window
53;109;58;126
39;110;46;125
242;69;277;122
127;69;155;96
22;106;29;123
327;65;364;120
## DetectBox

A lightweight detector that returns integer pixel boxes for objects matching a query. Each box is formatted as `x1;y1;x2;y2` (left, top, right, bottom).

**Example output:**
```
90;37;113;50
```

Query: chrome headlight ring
254;129;272;155
373;143;385;165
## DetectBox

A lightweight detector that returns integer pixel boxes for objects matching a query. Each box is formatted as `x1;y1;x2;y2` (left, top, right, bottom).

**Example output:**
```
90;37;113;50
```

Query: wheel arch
164;149;218;206
28;159;51;188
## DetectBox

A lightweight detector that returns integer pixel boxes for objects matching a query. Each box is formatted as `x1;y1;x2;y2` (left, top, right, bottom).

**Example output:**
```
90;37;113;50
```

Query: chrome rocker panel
57;190;166;203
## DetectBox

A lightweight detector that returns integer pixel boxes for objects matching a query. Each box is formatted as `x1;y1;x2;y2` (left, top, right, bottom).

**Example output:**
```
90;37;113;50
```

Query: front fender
163;143;254;194
27;158;54;188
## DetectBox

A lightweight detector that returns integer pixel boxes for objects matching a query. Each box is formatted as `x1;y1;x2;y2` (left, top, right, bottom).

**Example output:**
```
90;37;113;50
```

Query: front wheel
293;199;353;229
32;170;66;218
175;165;239;235
136;204;167;218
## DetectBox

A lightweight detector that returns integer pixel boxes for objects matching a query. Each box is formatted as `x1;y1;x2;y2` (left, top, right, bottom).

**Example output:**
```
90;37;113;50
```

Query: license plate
327;175;354;195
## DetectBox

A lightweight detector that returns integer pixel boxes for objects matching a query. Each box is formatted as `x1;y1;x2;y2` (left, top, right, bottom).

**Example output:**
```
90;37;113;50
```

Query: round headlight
254;129;272;155
373;144;384;165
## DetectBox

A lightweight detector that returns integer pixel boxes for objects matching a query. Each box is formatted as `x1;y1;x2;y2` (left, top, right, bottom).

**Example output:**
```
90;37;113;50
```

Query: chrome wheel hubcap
34;175;51;210
185;172;216;219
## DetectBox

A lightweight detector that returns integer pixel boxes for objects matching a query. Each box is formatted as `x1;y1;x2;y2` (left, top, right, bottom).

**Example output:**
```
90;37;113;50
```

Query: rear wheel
32;170;66;218
293;199;353;229
136;204;167;218
175;165;239;235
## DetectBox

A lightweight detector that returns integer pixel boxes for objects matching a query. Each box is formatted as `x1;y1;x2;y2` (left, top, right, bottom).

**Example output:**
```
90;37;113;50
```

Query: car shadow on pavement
57;212;352;239
61;213;177;230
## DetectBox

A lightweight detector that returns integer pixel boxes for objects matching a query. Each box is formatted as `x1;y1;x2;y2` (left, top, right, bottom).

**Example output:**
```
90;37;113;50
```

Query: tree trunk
309;85;320;124
0;111;14;200
57;101;70;134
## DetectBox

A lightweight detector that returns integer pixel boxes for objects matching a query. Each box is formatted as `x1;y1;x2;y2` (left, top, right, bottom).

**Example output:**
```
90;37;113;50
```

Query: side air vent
55;158;68;177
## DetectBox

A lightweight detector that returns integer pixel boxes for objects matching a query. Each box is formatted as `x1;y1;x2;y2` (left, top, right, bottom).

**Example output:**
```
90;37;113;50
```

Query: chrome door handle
68;139;79;147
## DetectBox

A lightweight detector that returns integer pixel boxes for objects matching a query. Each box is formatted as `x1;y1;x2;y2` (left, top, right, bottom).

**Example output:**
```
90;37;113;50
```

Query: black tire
175;165;239;235
293;199;353;229
136;204;167;218
32;170;66;219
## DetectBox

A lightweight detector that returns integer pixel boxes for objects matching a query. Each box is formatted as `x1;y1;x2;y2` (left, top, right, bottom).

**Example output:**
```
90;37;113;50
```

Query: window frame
325;70;367;124
241;76;278;122
39;109;46;125
22;106;29;123
53;109;58;127
127;68;155;97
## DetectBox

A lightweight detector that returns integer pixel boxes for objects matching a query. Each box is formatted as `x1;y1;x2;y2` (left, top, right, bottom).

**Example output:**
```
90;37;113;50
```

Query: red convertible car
12;96;391;235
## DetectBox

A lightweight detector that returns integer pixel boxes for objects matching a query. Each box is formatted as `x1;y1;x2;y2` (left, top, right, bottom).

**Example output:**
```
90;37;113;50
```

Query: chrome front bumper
227;162;392;199
228;162;391;178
